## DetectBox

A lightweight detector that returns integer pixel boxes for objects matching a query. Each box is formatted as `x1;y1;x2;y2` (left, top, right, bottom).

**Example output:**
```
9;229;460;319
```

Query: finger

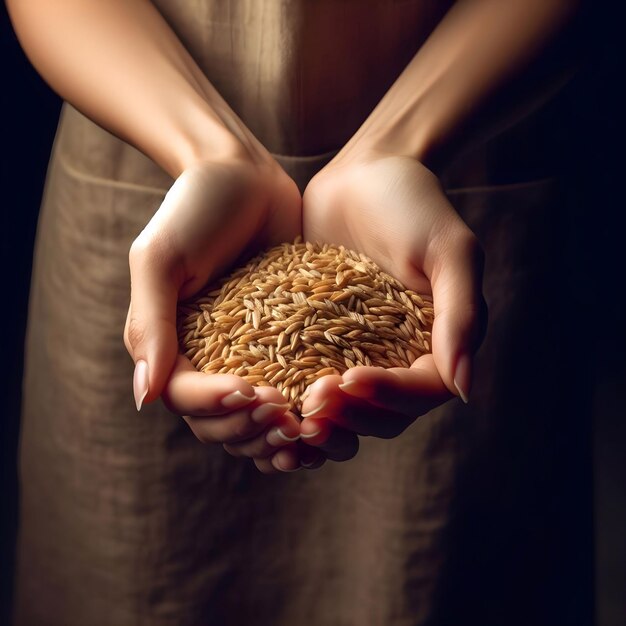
252;444;303;474
300;417;359;462
177;379;297;445
222;411;302;458
425;228;488;403
186;405;297;446
269;444;303;472
182;408;264;445
162;355;260;416
300;373;421;440
296;440;327;470
298;375;360;459
337;355;453;415
125;233;183;410
304;395;413;440
253;457;281;475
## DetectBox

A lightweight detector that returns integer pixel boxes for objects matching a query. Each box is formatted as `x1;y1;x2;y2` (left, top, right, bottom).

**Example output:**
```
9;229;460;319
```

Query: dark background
1;2;624;625
2;4;65;624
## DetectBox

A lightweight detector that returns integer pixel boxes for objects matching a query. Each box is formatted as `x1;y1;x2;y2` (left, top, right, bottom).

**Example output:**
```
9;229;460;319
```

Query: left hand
296;149;488;462
124;156;307;474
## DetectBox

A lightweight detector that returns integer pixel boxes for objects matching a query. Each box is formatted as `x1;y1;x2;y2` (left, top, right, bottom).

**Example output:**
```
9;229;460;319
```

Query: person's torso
150;0;452;156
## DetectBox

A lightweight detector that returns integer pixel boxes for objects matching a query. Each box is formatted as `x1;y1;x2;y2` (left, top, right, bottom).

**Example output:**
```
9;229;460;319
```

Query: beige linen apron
14;1;579;625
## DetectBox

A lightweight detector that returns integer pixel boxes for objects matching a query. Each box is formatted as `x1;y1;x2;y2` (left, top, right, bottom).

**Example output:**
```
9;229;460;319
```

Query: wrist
172;130;248;176
166;96;277;177
168;117;257;178
334;94;447;175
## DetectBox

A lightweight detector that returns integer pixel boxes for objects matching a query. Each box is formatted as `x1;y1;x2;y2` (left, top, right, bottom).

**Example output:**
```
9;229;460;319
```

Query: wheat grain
176;237;434;415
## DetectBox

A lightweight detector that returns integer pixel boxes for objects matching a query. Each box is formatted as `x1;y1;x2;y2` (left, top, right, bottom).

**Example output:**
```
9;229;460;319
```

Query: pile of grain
177;237;434;414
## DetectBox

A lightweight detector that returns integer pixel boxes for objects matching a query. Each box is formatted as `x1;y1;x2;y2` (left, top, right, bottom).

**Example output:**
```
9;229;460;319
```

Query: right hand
298;152;487;463
124;155;310;474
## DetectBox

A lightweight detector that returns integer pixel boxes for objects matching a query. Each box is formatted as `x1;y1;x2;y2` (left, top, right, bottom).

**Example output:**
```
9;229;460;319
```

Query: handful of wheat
177;238;434;414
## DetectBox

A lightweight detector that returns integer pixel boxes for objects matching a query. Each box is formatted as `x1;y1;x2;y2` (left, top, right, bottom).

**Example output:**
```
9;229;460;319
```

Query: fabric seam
57;153;170;195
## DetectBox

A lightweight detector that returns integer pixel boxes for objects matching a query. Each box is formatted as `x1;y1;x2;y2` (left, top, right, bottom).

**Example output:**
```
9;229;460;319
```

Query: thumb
124;238;182;410
427;231;487;404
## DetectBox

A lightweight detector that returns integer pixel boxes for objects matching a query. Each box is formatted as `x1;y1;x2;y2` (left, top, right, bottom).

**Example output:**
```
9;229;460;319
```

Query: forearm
6;0;270;177
340;0;580;172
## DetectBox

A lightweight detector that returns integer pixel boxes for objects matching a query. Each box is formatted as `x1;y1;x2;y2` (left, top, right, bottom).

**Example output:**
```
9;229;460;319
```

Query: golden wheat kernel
177;239;433;413
288;332;299;350
268;369;285;385
243;374;265;384
255;336;276;346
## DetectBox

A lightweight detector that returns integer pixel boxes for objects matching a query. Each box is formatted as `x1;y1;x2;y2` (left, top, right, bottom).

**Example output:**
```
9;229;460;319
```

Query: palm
141;158;302;302
302;155;447;295
295;153;482;461
126;157;308;474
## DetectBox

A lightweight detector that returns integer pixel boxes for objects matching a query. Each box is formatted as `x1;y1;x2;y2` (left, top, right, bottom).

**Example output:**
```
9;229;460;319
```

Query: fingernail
337;380;364;396
133;359;149;411
301;400;329;418
279;465;302;473
221;390;256;409
300;448;324;468
250;402;291;423
338;380;358;391
453;353;471;404
266;427;300;446
275;452;303;471
300;429;322;439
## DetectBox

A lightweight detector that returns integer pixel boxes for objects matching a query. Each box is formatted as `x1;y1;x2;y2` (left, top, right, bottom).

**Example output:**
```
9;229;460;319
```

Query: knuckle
429;223;480;266
455;230;481;257
129;231;172;269
129;231;184;284
223;420;254;444
125;316;146;350
128;236;151;266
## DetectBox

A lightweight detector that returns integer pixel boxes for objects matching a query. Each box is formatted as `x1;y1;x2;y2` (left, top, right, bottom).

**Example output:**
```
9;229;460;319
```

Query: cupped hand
298;150;488;461
123;155;312;473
